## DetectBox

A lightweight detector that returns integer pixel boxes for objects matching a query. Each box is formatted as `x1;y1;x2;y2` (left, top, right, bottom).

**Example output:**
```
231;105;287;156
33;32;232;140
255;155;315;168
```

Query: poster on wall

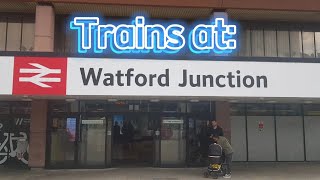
66;118;76;142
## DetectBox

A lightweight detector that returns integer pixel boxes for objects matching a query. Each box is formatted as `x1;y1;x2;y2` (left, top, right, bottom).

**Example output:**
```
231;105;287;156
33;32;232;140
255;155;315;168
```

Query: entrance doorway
111;113;156;166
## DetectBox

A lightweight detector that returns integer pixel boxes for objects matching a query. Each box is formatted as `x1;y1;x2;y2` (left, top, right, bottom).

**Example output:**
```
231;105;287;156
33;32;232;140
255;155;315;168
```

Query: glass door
49;115;78;167
160;114;186;166
187;114;211;166
78;114;106;167
111;113;156;166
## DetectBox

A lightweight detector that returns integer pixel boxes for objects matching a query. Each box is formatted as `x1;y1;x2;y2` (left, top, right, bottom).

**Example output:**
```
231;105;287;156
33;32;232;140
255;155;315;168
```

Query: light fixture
266;100;277;103
150;99;160;102
108;99;118;102
66;98;76;102
303;100;313;104
190;99;199;103
21;98;32;102
229;99;238;103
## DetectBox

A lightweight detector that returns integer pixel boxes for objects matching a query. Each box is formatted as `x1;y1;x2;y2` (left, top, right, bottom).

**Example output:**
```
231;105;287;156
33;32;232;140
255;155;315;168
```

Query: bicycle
0;132;29;165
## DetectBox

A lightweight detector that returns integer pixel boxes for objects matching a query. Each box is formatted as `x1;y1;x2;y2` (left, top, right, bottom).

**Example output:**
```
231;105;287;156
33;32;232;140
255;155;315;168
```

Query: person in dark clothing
113;121;121;144
121;120;134;150
207;120;224;141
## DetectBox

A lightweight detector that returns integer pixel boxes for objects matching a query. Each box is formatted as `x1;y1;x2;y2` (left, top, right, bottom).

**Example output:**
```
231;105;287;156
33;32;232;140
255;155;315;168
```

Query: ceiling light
229;99;238;103
21;98;32;102
66;98;76;102
108;99;118;102
266;100;277;103
150;99;160;102
303;100;313;104
190;99;199;102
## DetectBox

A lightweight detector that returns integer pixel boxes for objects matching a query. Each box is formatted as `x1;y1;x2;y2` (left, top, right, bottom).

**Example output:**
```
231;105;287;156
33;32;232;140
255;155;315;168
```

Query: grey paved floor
1;163;320;180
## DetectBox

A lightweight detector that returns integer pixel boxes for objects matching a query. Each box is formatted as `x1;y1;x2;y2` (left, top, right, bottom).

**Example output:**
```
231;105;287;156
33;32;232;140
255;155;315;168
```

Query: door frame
45;113;80;169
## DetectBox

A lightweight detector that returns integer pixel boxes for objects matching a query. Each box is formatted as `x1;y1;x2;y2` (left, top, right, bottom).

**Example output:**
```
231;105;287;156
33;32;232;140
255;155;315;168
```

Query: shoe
223;174;231;178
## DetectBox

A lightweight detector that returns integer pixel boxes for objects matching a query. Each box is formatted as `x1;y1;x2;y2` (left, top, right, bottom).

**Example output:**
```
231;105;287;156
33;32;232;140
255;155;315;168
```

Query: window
290;30;303;58
0;16;34;52
302;32;315;58
251;29;264;57
264;30;277;57
277;30;290;57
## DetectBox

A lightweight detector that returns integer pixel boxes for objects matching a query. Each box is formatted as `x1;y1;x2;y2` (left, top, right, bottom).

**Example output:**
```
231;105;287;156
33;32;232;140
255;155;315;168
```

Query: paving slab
0;163;320;180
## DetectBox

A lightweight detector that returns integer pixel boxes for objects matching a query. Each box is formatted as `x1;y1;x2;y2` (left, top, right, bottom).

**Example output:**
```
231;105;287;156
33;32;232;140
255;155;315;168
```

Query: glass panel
290;31;303;58
187;117;210;166
106;101;129;112
80;101;106;113
246;104;273;116
303;104;320;116
315;32;320;58
274;104;301;116
50;117;76;166
11;102;31;114
238;28;251;56
276;116;304;161
187;102;211;113
247;116;276;161
79;115;106;166
65;26;77;54
0;20;6;51
148;102;162;112
112;113;154;164
21;22;34;51
0;103;10;114
161;116;186;165
162;102;186;113
302;31;315;58
230;104;246;116
0;116;10;165
264;30;277;57
277;30;290;57
304;116;320;161
10;116;30;165
251;29;264;56
6;19;22;51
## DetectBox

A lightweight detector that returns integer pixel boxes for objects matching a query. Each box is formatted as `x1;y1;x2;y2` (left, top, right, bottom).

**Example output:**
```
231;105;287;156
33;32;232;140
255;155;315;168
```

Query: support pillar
215;101;231;141
28;4;54;169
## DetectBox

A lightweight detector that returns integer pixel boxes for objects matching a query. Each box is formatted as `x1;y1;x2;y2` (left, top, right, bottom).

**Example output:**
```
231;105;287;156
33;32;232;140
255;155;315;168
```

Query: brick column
28;4;54;169
215;101;231;142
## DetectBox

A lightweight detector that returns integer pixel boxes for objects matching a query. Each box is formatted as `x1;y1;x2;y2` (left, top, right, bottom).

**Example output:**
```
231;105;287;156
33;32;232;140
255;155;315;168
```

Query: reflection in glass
277;30;290;57
21;22;34;51
6;20;21;51
251;29;264;57
79;116;106;166
246;103;273;116
264;30;277;57
302;32;315;58
275;104;302;116
50;117;76;165
315;32;320;58
290;31;303;57
239;29;251;56
0;20;6;51
230;104;246;116
161;116;186;165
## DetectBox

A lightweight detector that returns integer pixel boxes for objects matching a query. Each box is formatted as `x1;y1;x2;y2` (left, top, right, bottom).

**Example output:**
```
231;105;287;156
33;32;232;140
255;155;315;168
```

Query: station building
0;0;320;169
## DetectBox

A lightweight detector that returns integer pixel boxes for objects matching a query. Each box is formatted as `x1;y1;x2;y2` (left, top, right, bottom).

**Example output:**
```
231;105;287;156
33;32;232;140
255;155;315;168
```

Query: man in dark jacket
207;120;224;138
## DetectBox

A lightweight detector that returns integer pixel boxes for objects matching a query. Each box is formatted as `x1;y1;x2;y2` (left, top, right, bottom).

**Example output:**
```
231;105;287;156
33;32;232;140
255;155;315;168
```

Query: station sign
1;56;320;99
69;13;238;55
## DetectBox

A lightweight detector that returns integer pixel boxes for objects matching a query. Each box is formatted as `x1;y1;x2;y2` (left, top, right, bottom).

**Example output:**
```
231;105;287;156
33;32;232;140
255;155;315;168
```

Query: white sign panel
67;58;320;98
82;119;104;124
0;57;14;95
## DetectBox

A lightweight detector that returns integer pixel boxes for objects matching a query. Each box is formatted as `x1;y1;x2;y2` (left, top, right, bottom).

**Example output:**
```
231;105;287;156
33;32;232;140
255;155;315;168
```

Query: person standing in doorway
207;120;224;140
211;135;233;179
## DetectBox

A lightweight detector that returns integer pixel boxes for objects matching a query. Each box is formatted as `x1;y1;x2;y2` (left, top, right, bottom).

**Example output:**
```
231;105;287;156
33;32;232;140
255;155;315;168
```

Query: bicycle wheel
0;146;8;165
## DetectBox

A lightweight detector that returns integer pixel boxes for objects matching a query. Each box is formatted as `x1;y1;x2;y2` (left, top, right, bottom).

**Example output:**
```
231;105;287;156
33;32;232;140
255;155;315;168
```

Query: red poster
13;57;67;95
